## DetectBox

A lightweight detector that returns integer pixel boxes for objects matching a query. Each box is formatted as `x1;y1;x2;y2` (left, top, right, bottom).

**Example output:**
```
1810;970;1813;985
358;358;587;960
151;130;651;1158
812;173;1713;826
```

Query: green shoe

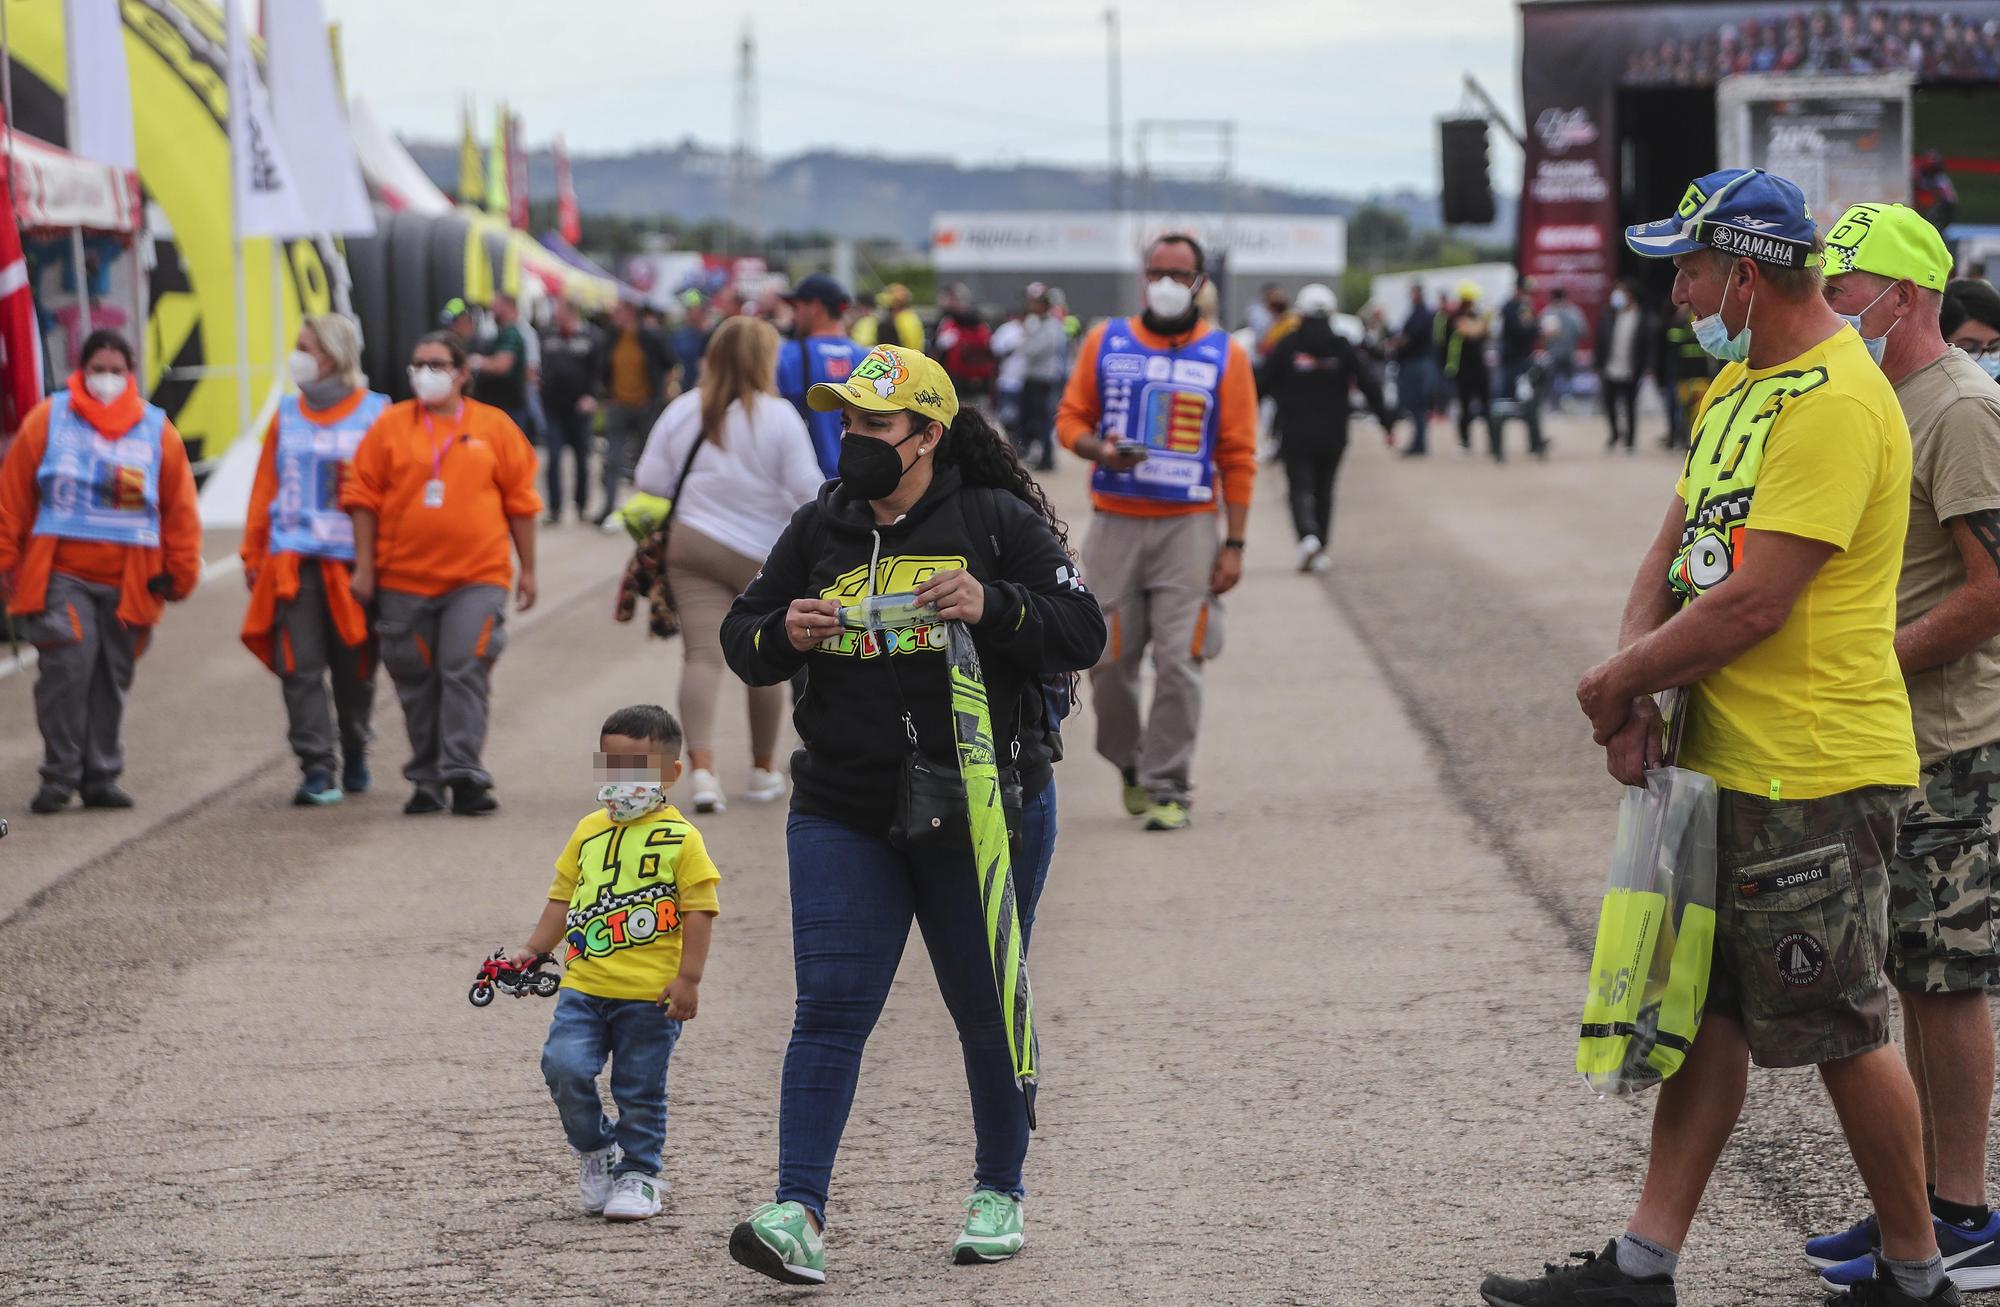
729;1201;826;1285
953;1190;1025;1264
1120;766;1149;816
1144;800;1191;831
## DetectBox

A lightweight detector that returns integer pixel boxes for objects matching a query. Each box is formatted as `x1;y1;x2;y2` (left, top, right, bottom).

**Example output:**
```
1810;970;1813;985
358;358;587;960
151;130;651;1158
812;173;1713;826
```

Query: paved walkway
0;417;1974;1303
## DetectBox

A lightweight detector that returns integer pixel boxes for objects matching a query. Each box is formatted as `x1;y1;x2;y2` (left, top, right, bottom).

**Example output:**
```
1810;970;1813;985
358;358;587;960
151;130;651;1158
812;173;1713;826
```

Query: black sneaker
403;787;446;815
80;782;134;809
293;768;344;807
450;780;498;816
29;783;72;814
1481;1241;1676;1307
342;754;371;796
1828;1276;1963;1305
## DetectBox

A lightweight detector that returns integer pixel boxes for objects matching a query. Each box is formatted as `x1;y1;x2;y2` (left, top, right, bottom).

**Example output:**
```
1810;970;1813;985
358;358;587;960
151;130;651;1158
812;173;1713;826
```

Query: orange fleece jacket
1055;315;1258;516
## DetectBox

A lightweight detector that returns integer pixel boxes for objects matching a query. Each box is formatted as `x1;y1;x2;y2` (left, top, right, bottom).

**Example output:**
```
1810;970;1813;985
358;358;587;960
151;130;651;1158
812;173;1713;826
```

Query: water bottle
839;591;938;632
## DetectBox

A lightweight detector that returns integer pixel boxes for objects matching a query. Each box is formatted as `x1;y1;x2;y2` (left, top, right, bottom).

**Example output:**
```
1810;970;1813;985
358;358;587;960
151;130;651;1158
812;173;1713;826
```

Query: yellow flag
486;102;509;217
457;100;483;207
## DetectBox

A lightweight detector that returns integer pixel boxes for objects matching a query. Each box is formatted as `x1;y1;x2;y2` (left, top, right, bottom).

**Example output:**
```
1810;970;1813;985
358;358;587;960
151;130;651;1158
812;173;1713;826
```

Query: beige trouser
1082;510;1222;806
666;524;785;763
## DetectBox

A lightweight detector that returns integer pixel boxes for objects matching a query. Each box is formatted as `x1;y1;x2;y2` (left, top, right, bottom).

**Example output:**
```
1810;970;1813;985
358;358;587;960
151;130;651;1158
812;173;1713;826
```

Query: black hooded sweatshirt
721;465;1107;835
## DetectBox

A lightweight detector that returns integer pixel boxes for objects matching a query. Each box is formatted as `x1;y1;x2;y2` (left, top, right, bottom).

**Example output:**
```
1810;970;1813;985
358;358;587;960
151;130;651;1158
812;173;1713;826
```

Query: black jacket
722;466;1106;835
1258;317;1392;442
540;325;603;415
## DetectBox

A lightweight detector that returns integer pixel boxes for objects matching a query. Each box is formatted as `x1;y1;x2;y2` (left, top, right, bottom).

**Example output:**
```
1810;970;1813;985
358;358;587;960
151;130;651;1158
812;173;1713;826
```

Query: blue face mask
1979;355;2000;382
1692;288;1755;363
1838;282;1898;366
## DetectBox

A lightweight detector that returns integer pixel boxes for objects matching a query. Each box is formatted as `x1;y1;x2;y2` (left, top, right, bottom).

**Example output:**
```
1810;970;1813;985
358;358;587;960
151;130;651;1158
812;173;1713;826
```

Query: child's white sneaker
690;769;725;814
743;766;787;803
603;1172;665;1221
577;1145;620;1214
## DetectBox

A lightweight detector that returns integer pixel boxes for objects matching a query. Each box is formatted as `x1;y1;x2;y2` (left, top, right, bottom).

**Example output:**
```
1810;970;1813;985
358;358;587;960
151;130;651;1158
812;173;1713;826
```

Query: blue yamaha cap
1625;168;1817;270
783;273;852;312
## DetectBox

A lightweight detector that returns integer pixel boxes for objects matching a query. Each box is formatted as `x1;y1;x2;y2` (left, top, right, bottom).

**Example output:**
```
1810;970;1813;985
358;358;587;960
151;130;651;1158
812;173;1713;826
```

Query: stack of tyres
1577;766;1718;1095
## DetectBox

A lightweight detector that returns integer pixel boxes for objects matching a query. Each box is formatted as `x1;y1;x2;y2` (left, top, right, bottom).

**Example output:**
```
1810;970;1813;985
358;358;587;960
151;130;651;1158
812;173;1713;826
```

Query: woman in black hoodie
720;344;1104;1284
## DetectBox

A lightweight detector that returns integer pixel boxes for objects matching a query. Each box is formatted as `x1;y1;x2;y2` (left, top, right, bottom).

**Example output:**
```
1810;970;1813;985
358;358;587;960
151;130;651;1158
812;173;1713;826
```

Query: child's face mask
599;781;666;822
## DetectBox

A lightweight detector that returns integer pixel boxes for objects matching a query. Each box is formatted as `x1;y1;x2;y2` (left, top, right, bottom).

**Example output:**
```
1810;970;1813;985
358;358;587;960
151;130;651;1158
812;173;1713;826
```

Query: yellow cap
1823;202;1953;292
1458;280;1481;301
807;343;959;426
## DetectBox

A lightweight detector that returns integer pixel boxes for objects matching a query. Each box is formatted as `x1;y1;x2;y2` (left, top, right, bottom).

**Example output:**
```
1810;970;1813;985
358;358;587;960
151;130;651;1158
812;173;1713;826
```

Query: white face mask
85;372;127;405
408;365;456;405
598;781;666;822
288;350;324;387
1145;277;1195;320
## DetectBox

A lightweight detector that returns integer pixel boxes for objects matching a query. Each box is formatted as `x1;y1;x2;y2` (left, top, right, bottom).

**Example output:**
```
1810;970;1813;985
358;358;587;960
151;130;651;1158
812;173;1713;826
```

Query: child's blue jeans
540;989;683;1177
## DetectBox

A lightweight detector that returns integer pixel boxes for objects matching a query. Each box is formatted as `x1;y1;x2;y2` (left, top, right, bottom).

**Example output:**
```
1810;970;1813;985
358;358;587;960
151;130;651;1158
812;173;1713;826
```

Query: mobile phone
1114;440;1150;460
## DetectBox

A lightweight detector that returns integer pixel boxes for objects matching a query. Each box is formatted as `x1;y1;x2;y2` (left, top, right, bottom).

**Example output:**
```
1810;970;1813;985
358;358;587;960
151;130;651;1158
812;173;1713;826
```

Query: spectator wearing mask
472;293;533;438
777;274;865;478
1942;278;2000;381
1539;287;1587;409
1258;283;1393;572
343;331;542;817
240;313;390;805
1391;282;1438;456
932;285;997;410
539;302;605;524
598;302;679;526
0;330;201;814
1012;287;1068;472
1596;279;1653;452
636;317;822;815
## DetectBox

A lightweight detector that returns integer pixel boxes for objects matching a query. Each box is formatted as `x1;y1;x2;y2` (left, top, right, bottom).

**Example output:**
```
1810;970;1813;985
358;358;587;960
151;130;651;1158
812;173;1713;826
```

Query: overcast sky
322;0;1524;200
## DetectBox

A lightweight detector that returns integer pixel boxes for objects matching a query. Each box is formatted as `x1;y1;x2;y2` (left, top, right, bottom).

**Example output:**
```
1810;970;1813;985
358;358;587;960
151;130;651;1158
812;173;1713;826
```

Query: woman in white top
635;315;824;812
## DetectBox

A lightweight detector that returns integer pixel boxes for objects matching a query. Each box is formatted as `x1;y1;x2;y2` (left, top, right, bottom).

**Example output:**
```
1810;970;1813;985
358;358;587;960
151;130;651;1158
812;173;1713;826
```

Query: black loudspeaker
1440;117;1495;226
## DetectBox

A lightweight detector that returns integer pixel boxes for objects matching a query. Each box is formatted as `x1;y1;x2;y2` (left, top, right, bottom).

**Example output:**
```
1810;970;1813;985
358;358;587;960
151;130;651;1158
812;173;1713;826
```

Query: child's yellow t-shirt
547;805;721;1001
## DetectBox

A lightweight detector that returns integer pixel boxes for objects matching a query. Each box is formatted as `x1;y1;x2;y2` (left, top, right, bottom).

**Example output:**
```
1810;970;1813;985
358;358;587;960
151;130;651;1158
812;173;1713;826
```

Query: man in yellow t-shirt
1482;169;1946;1307
506;705;719;1223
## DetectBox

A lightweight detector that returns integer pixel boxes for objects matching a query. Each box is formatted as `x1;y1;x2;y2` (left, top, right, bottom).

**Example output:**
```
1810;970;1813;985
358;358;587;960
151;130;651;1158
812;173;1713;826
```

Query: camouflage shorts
1706;785;1905;1068
1888;743;2000;994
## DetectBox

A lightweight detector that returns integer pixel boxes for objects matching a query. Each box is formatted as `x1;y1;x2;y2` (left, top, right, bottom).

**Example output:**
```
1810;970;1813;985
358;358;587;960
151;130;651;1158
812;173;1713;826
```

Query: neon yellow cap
1822;203;1953;292
806;343;959;426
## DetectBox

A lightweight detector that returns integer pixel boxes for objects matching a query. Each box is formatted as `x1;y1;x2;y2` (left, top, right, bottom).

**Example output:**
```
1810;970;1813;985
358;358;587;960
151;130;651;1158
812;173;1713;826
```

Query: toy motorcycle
469;949;561;1007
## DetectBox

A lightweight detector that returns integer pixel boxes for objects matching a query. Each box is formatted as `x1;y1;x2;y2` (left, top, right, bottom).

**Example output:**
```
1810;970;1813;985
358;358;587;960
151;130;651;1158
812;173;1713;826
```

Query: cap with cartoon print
807;343;958;426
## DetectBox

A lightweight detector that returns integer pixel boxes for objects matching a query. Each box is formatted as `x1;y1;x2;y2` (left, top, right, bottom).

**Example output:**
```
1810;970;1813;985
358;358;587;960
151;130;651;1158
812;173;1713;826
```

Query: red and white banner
507;113;530;232
554;134;581;246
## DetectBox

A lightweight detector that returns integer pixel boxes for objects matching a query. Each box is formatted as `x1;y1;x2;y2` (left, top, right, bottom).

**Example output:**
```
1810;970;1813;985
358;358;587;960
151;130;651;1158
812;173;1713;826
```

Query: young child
507;704;719;1221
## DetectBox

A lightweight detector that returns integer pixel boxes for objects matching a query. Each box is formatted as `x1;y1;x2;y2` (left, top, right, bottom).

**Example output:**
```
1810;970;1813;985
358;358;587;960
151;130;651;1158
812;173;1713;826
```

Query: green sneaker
953;1190;1025;1264
1120;766;1149;816
730;1201;826;1285
1144;800;1191;831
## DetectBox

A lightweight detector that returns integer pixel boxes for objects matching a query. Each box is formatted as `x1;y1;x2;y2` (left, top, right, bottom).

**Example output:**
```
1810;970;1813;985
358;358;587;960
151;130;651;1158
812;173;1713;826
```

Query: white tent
347;97;452;216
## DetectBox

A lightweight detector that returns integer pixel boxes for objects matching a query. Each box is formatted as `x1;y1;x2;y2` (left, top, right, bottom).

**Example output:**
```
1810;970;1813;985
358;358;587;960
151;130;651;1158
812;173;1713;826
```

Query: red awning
2;131;142;236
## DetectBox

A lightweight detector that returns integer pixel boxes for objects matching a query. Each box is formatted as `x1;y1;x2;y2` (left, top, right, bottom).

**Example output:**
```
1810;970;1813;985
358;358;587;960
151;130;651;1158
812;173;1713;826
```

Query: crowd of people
11;171;2000;1298
1623;6;2000;85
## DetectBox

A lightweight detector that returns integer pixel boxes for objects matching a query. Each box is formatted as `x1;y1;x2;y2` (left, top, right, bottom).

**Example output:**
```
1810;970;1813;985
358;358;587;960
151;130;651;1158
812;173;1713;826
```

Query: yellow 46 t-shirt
1671;325;1917;800
547;805;721;1001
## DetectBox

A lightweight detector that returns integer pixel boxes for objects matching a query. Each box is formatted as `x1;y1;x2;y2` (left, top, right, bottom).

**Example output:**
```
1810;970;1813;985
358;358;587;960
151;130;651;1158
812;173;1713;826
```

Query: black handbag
888;711;1025;851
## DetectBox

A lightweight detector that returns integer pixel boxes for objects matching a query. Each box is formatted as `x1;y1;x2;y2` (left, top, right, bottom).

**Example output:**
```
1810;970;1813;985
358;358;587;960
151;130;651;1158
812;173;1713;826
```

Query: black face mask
837;428;925;501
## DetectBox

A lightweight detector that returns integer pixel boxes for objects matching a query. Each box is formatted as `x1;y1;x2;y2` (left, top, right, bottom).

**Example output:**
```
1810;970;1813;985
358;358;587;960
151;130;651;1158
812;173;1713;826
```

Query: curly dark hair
922;407;1074;558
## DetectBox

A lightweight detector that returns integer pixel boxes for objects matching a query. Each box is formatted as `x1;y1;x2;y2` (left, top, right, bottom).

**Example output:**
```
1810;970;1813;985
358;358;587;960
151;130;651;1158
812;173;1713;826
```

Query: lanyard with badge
421;403;465;508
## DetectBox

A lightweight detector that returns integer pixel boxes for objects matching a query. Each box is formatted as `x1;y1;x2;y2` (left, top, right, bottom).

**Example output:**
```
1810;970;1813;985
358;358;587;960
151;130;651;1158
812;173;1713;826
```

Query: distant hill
402;137;1516;248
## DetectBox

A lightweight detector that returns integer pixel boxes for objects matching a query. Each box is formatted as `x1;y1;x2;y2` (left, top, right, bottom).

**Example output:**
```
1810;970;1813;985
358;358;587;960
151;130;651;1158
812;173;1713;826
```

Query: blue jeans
777;782;1058;1224
541;989;683;1177
1397;357;1436;452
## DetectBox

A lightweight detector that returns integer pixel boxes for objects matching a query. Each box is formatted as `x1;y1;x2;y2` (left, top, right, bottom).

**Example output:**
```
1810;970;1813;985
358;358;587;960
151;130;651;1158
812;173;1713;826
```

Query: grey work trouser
25;572;142;791
277;559;377;776
373;584;508;792
1082;511;1223;806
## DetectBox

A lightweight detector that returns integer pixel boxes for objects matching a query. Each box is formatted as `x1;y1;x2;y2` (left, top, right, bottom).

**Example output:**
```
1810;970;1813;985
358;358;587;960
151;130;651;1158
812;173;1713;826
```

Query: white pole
229;11;248;441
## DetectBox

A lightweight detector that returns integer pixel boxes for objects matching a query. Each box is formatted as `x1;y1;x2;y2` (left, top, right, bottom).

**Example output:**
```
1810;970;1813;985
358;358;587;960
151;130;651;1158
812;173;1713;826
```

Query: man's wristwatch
1222;538;1246;552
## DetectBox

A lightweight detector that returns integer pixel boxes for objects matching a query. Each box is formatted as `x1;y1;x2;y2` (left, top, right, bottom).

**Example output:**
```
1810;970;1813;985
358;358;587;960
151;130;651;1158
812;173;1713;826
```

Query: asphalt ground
0;409;1988;1305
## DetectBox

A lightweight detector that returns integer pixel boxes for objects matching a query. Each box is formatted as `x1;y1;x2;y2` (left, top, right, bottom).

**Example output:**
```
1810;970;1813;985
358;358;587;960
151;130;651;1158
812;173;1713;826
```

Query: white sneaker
577;1144;619;1214
689;769;725;814
1296;535;1323;572
743;767;787;803
1309;550;1332;574
603;1172;665;1221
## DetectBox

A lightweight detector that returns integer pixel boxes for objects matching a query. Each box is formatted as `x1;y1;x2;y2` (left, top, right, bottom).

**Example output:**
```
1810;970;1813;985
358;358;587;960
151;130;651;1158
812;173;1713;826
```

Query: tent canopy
4;130;141;235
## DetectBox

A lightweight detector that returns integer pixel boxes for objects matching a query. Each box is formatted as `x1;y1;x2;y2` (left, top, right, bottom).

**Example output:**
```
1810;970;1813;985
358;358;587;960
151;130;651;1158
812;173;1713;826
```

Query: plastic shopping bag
1576;765;1718;1096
